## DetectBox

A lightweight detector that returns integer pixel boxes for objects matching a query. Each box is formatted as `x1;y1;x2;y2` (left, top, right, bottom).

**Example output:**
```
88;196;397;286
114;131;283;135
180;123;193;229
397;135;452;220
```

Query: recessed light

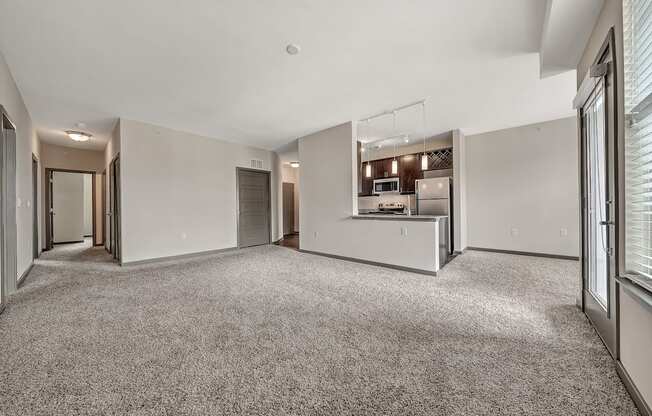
286;44;301;55
65;130;92;142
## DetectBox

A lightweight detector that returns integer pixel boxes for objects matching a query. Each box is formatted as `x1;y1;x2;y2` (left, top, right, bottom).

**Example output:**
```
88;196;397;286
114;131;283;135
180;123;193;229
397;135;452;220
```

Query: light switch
560;228;568;237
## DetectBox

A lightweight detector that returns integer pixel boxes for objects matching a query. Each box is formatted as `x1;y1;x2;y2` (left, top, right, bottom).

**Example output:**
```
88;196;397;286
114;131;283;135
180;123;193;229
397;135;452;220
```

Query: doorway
45;169;97;250
577;30;618;357
283;182;295;236
0;107;17;313
32;155;38;259
237;168;271;248
108;155;121;261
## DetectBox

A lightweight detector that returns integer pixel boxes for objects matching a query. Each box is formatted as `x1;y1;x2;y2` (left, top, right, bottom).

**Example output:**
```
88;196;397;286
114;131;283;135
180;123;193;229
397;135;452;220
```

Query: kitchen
353;101;455;270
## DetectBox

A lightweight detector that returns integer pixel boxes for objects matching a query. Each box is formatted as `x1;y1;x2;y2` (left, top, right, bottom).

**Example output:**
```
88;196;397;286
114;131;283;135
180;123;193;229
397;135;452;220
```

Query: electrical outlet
401;227;408;236
510;228;519;237
314;231;318;239
560;228;568;237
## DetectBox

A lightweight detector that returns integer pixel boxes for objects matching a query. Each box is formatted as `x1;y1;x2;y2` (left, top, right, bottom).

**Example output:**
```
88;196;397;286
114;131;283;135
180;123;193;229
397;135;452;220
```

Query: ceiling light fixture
290;161;300;168
421;102;428;171
391;111;398;175
66;130;92;142
365;119;372;178
286;44;301;55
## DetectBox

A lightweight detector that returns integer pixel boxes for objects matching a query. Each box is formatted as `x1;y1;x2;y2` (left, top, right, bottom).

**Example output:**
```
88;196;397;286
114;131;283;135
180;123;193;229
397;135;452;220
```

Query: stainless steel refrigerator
416;177;453;253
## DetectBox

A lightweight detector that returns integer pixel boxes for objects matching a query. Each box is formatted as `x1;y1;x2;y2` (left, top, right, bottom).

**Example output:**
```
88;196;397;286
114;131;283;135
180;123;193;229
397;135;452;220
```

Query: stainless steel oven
373;177;400;194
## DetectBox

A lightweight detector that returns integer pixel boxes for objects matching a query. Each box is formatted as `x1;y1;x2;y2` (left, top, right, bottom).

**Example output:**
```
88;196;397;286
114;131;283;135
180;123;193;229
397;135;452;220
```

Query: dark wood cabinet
360;161;374;196
399;154;421;193
375;159;394;179
358;148;452;196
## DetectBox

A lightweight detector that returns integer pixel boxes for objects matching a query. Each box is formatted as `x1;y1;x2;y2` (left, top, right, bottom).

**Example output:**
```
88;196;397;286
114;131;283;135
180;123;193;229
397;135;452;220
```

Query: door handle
600;220;614;226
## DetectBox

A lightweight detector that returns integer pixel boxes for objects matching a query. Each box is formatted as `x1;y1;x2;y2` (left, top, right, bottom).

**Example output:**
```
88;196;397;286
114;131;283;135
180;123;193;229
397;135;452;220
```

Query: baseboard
465;247;579;261
121;247;238;267
53;240;84;245
616;361;651;416
17;263;34;288
298;249;437;276
93;243;103;247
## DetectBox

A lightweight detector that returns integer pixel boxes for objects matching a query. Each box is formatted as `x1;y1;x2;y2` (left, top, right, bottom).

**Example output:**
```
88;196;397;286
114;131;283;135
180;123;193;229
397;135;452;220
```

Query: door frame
101;169;106;250
236;167;272;248
32;154;39;259
0;105;17;314
282;182;295;237
45;168;97;249
577;28;619;358
108;154;121;261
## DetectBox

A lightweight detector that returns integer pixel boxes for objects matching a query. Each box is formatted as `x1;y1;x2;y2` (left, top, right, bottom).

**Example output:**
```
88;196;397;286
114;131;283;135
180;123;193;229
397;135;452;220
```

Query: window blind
625;0;652;282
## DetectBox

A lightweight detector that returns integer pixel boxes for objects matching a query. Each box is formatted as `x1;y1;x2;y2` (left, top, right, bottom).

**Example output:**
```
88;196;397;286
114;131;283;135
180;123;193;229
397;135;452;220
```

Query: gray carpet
0;242;638;415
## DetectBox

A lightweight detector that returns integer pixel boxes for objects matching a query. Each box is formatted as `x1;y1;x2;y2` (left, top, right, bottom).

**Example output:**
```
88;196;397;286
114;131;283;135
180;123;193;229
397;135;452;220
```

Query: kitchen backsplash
358;194;417;213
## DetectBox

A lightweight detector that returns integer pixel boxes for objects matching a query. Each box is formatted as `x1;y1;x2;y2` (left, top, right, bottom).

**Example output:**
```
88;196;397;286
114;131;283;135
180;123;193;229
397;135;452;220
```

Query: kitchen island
350;214;450;272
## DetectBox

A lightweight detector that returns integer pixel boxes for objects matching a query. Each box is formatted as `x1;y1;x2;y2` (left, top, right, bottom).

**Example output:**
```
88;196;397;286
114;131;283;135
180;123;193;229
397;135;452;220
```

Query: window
624;0;652;286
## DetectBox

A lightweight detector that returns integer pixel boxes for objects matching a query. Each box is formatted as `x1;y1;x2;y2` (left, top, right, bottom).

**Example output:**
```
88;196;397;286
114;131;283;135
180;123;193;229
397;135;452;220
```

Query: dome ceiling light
66;130;92;142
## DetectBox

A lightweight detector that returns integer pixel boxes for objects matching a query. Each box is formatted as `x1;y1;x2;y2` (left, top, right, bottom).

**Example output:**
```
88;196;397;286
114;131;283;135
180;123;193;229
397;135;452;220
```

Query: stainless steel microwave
373;177;400;194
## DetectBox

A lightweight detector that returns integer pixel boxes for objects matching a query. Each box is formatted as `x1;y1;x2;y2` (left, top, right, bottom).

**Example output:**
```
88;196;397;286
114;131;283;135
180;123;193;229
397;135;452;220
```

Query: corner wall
465;117;579;257
0;51;40;284
119;119;282;264
452;129;467;252
299;122;439;272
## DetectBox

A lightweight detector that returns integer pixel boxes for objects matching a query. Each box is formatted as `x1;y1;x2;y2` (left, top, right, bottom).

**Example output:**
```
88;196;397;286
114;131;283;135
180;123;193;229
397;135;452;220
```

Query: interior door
1;112;16;299
282;182;294;236
52;172;85;244
578;32;618;357
110;156;121;261
238;168;271;248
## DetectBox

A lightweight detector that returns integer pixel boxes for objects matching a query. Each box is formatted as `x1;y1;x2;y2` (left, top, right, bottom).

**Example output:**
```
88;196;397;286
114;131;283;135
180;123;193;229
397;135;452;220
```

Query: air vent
250;159;264;169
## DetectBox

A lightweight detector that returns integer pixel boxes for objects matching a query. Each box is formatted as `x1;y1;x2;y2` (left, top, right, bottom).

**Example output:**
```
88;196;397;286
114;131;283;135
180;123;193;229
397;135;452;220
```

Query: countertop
351;214;448;222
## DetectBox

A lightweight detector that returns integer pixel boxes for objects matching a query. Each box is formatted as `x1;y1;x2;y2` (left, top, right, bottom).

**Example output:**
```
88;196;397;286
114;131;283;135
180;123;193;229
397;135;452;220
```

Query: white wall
83;174;92;236
119;119;282;264
299;122;440;273
0;51;40;284
52;172;84;243
465;117;579;257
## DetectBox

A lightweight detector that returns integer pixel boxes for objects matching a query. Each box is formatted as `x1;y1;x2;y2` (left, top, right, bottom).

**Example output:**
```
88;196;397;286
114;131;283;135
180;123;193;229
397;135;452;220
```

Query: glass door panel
586;86;609;309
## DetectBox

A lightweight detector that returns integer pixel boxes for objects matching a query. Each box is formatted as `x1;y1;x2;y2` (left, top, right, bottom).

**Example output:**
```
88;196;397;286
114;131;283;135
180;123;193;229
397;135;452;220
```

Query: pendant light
365;119;372;178
421;102;428;171
391;111;398;175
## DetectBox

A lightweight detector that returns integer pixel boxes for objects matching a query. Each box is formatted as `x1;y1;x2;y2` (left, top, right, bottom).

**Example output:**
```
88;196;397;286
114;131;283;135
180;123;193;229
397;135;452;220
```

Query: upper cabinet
399;154;419;194
358;147;453;196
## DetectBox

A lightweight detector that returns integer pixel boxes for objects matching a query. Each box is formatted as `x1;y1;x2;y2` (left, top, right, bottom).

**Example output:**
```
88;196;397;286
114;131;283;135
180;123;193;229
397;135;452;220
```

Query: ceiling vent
250;159;264;169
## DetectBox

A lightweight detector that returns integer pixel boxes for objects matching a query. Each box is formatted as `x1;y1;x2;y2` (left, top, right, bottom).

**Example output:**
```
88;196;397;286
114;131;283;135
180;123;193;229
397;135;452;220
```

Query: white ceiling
0;0;577;152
